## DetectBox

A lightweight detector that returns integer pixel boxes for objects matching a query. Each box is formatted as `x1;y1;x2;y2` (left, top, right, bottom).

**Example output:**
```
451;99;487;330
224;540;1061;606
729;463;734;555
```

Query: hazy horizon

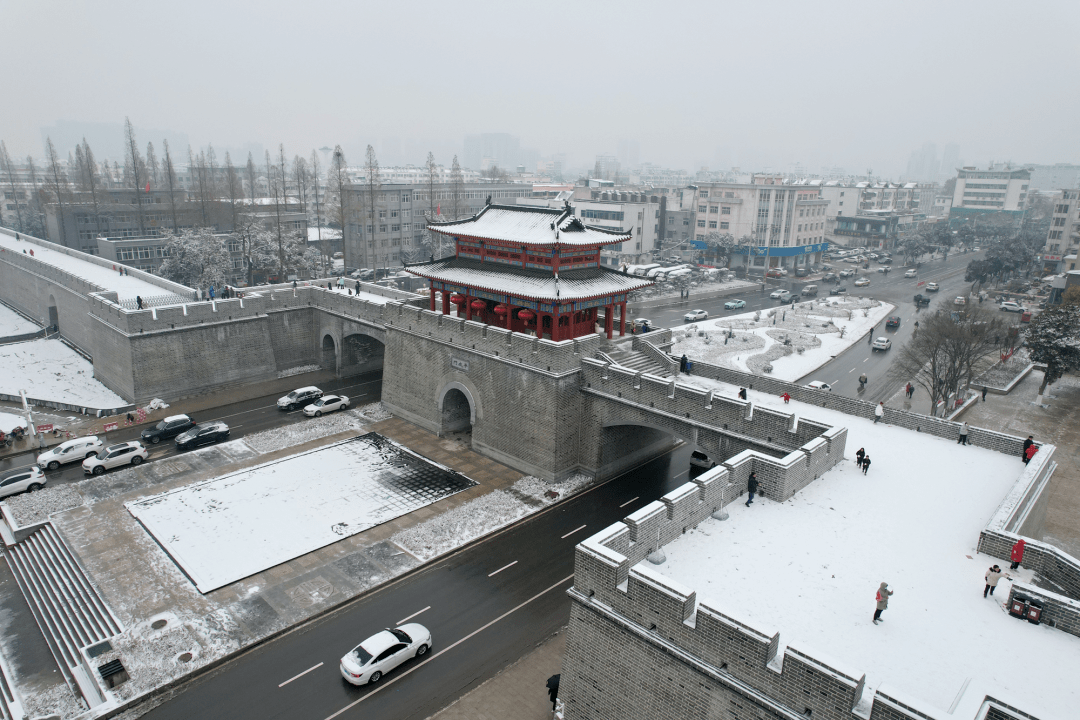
4;0;1079;177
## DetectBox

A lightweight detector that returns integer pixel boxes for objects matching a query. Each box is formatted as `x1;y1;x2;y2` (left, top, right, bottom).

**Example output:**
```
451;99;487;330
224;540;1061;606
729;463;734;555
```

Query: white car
839;269;856;278
1000;301;1025;313
340;624;432;685
37;435;104;470
869;253;879;260
0;467;47;499
904;269;917;278
854;278;870;287
806;381;832;391
304;394;350;417
925;282;939;292
871;337;892;351
277;386;323;411
683;309;708;322
774;290;792;301
954;296;966;306
82;441;149;476
769;289;786;299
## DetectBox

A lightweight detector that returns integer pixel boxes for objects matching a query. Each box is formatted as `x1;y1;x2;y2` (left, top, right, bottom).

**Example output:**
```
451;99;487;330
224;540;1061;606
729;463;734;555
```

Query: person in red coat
780;392;791;403
1010;538;1026;570
1023;444;1038;465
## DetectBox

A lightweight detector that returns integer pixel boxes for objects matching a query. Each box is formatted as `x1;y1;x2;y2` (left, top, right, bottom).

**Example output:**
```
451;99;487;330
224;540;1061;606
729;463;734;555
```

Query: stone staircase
604;349;672;378
5;524;121;679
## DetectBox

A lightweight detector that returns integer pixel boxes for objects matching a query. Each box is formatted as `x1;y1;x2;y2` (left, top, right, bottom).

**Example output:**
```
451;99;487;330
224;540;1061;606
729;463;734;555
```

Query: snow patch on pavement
3;485;84;528
243;402;389;453
0;411;29;433
0;338;128;409
0;303;40;337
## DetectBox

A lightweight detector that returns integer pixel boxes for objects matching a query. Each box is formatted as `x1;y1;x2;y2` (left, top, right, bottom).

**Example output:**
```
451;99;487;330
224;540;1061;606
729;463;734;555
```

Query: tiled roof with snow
428;204;631;247
405;257;652;301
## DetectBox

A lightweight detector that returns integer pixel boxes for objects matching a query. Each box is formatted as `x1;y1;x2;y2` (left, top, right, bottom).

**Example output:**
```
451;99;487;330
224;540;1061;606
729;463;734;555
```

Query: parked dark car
914;294;931;307
141;414;196;444
175;422;231;451
823;272;837;282
885;316;901;329
794;267;808;277
829;286;848;295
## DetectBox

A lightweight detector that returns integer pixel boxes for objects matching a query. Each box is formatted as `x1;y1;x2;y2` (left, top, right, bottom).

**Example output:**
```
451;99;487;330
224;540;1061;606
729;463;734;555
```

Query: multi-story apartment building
1040;189;1079;274
815;181;936;250
577;196;661;267
341;182;533;270
949;166;1031;223
688;179;830;273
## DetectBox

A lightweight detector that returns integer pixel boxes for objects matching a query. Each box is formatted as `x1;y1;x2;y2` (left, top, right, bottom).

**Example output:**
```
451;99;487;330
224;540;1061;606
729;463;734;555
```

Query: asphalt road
141;446;694;720
0;371;384;483
644;251;988;403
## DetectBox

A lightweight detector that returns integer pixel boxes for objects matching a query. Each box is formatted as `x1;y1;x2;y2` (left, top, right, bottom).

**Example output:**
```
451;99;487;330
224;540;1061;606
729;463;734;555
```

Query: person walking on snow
874;402;884;424
780;392;791;403
209;285;215;299
745;472;758;506
873;582;893;624
355;280;361;294
958;422;969;445
861;454;871;474
680;354;689;374
136;295;143;310
1024;443;1038;465
906;382;914;398
982;386;988;401
738;388;747;400
984;565;1003;597
855;447;865;466
337;276;345;290
1010;539;1026;570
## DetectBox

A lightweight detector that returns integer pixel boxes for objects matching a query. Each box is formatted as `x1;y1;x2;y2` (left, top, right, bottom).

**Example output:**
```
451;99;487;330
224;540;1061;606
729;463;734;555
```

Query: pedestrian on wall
1022;436;1034;461
738;387;747;400
209;285;215;299
982;386;988;401
327;282;333;291
780;392;791;404
861;454;871;474
136;295;143;310
855;447;865;466
355;280;361;294
873;582;893;624
293;280;298;289
958;422;970;445
680;354;689;373
337;276;345;290
906;382;914;398
984;565;1003;597
1023;444;1038;465
745;472;758;506
1010;538;1026;569
874;402;884;424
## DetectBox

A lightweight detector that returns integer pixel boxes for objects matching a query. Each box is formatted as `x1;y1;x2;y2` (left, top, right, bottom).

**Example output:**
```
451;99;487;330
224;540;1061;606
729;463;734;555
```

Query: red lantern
517;309;535;322
450;294;466;305
470;299;486;311
493;304;509;315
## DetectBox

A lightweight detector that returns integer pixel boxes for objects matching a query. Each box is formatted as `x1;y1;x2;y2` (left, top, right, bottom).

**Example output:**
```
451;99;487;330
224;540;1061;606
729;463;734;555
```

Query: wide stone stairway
603;348;672;378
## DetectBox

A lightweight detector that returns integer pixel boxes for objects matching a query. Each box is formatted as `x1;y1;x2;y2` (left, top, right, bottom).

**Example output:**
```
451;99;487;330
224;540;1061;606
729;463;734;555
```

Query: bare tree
123;118;147;235
449;155;463;220
293;155;309;213
309;149;326;271
25;154;48;237
363;145;381;271
0;141;25;231
161;139;180;231
79;138;104;239
44;137;71;243
224;152;242;233
267;148;285;278
145;142;160;187
328;145;350;266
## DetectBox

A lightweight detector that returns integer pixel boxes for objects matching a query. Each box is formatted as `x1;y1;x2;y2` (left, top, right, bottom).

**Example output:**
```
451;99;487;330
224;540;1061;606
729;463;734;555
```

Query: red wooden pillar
619;302;626;336
429;286;436;311
442;291;451;315
605;304;614;339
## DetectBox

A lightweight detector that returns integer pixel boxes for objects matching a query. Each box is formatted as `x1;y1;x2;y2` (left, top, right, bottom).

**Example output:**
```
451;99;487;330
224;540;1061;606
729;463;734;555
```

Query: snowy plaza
636;385;1077;719
0;338;128;409
127;433;476;592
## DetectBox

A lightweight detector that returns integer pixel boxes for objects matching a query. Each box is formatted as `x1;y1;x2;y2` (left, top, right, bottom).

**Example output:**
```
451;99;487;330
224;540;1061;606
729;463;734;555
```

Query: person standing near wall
745;472;758;506
958;422;970;445
1022;436;1034;461
874;402;884;423
1024;444;1038;465
1010;539;1026;570
873;582;893;624
984;565;1003;597
738;388;747;400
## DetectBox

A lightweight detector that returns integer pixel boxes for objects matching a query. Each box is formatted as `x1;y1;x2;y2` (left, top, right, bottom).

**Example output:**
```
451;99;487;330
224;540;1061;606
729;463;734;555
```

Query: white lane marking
279;661;323;688
397;606;431;626
561;525;587;539
848;368;854;373
863;358;869;362
619;496;639;508
323;574;575;719
488;560;518;577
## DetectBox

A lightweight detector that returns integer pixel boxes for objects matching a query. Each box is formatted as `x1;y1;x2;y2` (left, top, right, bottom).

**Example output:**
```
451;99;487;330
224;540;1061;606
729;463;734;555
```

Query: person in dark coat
680;355;688;373
355;280;361;294
855;448;865;466
873;582;893;624
982;386;988;401
136;295;143;310
1023;444;1038;465
1010;539;1026;569
984;565;1003;597
745;472;758;506
1022;436;1034;461
738;388;747;400
861;455;871;474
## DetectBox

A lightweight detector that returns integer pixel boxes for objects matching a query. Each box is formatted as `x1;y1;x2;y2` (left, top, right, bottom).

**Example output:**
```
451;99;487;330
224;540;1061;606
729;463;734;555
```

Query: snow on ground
243;402;390;453
0;303;40;337
316;283;395;305
393;473;594;561
642;381;1076;719
3;485;83;528
0;339;127;409
0;411;28;433
126;434;476;592
0;233;181;300
307;227;341;244
671;296;894;380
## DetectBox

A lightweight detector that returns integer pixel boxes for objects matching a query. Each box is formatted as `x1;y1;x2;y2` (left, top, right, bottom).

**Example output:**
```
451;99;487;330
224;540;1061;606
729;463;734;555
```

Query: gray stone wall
1006;582;1080;639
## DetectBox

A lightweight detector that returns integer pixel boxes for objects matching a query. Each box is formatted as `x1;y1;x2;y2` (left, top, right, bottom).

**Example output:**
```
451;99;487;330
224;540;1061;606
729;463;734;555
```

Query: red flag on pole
436;204;440;216
146;182;150;193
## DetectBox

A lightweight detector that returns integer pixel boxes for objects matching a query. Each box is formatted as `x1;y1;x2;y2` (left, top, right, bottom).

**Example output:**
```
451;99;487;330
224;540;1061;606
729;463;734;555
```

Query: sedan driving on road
175;422;231;451
954;296;966;306
839;269;855;278
278;386;323;411
904;269;917;278
885;316;901;329
829;287;848;295
684;309;709;322
925;282;939;292
0;467;46;499
340;624;431;686
806;381;832;391
37;436;104;470
724;299;746;310
304;394;350;417
141;414;196;445
854;278;870;287
871;337;892;352
83;441;148;475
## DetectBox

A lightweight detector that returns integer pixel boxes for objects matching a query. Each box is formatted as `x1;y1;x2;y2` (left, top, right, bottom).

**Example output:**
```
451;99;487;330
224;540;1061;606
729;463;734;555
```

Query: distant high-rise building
593;155;620;181
940;143;961;178
463;133;522;172
905;143;940;182
1027;164;1080;191
617;139;639;170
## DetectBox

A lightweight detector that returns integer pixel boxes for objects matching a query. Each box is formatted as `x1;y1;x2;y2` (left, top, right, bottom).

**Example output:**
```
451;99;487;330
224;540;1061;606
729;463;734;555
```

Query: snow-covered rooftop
428;204;631;247
648;383;1076;719
0;338;128;409
0;302;40;337
0;231;183;301
406;257;653;301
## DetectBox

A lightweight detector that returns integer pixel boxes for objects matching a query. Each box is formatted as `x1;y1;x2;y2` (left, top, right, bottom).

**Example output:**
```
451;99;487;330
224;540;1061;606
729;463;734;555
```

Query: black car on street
175;422;231;451
141;414;196;444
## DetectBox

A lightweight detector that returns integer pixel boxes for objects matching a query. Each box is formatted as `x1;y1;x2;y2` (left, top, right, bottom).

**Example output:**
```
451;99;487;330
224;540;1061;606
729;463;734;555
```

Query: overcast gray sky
4;0;1078;176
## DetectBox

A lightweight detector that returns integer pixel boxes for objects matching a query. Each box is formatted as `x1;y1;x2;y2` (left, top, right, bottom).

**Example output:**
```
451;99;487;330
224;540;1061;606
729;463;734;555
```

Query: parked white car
0;467;47;499
303;394;350;417
340;624;432;685
37;436;104;470
1000;301;1025;313
82;441;149;476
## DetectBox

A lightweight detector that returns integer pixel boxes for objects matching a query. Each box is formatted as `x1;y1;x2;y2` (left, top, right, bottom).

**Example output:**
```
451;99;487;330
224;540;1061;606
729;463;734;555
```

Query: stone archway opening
320;334;337;371
47;294;59;332
597;423;682;483
340;333;385;375
440;388;473;444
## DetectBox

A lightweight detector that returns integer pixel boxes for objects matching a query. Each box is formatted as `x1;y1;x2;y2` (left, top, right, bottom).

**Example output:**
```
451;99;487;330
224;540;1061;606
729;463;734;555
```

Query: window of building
379;210;387;219
700;191;709;197
1048;231;1062;240
720;222;729;230
403;223;410;231
709;206;718;213
722;206;730;215
709;221;717;229
379;224;387;233
697;234;704;241
698;205;707;213
697;219;706;227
